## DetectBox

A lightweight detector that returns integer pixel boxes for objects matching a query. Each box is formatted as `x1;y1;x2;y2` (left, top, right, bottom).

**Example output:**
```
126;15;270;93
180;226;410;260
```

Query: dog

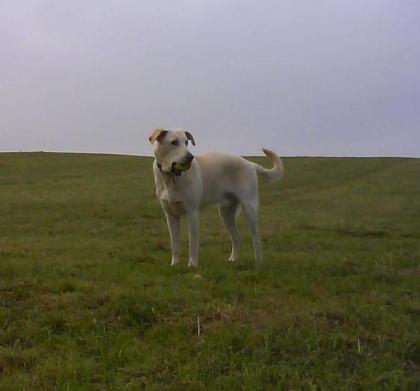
149;128;284;267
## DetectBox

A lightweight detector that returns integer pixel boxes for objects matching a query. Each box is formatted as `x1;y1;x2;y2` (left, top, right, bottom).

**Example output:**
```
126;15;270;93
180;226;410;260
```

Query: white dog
149;128;284;267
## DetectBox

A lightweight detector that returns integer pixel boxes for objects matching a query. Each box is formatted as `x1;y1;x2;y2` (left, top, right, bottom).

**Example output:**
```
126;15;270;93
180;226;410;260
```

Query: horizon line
1;150;419;159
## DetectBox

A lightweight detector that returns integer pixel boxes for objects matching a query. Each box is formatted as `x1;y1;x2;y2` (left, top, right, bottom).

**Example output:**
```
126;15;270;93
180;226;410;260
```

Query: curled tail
253;148;284;183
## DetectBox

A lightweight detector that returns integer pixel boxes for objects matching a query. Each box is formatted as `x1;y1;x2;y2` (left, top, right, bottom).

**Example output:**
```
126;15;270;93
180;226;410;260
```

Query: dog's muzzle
172;152;194;175
157;152;194;176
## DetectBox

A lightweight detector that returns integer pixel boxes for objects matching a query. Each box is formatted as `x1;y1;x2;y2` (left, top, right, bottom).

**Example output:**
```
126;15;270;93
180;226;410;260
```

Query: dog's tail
253;148;284;183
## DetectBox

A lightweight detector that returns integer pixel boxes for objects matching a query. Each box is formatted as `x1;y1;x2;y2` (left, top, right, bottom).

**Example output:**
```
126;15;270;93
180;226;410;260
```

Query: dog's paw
171;257;180;266
188;259;198;268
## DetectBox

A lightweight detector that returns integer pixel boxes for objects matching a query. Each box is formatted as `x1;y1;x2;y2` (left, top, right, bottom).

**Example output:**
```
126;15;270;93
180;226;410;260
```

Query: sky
1;0;419;157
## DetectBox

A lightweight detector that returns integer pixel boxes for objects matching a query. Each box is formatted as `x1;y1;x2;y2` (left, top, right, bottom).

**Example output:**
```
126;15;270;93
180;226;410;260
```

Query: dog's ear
149;128;168;144
185;131;196;146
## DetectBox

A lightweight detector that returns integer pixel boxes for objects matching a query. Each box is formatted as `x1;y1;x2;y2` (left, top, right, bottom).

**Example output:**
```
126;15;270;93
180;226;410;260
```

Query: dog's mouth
183;158;193;169
171;153;194;174
171;159;193;175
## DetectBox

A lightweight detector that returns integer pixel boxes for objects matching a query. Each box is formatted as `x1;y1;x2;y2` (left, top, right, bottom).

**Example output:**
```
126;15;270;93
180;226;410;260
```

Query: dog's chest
156;175;191;215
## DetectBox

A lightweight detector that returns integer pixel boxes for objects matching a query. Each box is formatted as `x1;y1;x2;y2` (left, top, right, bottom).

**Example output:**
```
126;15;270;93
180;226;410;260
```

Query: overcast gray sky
1;0;419;156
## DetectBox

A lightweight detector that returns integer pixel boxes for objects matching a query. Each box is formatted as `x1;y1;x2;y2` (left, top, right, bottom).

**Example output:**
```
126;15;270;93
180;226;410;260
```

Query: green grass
0;152;419;390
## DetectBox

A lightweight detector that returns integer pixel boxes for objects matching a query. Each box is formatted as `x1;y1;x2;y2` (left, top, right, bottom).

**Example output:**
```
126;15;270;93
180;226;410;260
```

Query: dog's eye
171;140;179;146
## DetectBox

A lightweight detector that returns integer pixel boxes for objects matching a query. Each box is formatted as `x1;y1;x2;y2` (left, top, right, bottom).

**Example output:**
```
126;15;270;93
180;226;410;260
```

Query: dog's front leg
165;212;181;266
186;211;199;267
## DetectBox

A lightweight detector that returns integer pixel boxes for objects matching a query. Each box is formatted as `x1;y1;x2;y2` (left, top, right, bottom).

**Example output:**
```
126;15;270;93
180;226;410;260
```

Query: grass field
0;152;419;390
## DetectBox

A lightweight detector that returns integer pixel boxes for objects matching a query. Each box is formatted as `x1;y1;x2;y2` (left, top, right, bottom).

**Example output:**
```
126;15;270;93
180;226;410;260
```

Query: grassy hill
0;152;419;389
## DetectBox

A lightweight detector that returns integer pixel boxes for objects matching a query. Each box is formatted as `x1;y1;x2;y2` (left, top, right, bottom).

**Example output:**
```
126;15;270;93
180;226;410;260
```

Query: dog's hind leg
218;203;241;262
242;202;263;262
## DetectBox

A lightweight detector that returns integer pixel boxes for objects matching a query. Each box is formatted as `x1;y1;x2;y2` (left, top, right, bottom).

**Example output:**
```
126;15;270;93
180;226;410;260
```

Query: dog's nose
186;152;194;162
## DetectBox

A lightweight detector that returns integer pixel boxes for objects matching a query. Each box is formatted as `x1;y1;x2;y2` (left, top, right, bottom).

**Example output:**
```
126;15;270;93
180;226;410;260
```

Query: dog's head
149;128;195;174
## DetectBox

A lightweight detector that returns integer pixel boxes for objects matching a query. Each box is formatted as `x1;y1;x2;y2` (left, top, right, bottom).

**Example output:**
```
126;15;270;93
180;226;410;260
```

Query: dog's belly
215;192;239;208
197;191;238;210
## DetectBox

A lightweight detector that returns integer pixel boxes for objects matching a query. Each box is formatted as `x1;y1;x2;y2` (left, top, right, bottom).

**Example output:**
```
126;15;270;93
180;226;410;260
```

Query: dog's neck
158;169;184;203
155;162;181;189
162;173;178;186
